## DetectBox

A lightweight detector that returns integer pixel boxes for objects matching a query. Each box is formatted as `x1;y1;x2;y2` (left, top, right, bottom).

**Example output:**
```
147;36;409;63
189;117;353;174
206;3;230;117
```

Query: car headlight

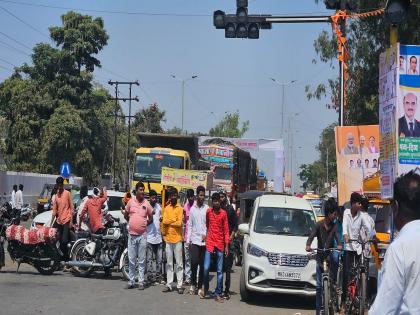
247;243;268;257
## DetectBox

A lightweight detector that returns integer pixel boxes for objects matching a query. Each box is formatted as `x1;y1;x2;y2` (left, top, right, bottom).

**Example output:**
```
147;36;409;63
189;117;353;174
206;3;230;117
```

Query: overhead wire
0;38;30;56
0;30;32;50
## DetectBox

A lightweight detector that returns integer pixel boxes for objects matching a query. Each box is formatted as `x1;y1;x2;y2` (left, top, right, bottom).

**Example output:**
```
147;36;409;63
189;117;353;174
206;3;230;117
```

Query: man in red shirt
123;182;153;290
201;192;229;303
78;187;107;234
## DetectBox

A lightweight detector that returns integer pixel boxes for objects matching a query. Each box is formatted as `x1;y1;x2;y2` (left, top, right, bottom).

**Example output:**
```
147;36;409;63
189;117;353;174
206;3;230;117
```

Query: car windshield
214;167;232;180
308;199;322;208
254;207;316;236
108;196;125;211
134;153;184;181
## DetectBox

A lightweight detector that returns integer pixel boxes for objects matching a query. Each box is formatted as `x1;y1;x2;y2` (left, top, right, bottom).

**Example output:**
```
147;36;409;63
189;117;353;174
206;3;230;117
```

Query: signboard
60;162;71;178
161;167;213;190
379;45;398;198
335;125;380;205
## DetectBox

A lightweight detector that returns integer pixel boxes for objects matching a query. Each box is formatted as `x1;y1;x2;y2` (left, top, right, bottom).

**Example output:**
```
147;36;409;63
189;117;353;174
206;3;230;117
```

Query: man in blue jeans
201;193;230;303
123;182;154;290
306;198;342;315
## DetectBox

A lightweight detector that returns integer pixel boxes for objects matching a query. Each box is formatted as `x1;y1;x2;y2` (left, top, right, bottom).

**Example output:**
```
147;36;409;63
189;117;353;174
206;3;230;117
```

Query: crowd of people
49;176;237;303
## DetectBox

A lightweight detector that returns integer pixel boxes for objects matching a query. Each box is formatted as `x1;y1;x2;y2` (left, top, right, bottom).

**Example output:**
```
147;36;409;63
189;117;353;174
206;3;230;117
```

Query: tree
166;126;183;135
209;111;249;138
0;11;124;184
132;102;166;134
307;1;420;126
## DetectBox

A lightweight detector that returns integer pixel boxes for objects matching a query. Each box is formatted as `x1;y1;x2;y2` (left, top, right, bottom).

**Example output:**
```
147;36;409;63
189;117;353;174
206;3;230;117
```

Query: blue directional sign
60;162;71;178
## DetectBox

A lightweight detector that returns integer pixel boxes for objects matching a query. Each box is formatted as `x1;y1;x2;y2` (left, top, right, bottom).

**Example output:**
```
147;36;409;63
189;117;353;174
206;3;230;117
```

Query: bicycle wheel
358;272;366;315
323;278;332;315
335;261;343;311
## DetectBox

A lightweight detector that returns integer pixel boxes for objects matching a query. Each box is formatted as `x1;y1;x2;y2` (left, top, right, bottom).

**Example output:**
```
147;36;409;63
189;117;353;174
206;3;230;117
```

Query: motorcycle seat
6;225;58;245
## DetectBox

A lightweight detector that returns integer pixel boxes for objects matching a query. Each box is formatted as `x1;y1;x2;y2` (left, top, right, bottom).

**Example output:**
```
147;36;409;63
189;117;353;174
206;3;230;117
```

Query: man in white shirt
360;198;376;258
15;184;24;218
342;192;373;306
186;185;209;296
369;171;420;314
146;190;164;285
10;185;17;209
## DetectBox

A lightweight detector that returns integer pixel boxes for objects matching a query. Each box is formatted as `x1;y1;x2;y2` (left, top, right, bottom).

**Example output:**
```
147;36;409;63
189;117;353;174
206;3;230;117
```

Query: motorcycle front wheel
70;240;94;277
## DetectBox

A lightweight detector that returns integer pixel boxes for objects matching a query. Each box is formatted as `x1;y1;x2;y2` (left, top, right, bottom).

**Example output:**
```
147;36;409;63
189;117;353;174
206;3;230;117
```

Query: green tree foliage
0;11;124;184
209;111;249;138
132;102;166;134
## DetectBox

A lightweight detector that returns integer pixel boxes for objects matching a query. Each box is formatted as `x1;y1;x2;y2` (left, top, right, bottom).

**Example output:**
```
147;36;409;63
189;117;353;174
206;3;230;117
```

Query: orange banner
335;125;380;205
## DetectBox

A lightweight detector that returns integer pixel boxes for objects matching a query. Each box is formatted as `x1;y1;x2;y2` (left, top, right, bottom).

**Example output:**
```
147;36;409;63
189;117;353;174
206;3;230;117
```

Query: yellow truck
132;133;209;195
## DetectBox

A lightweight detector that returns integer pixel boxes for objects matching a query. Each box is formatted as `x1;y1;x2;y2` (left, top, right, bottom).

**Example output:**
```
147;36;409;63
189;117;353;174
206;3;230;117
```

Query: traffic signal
385;0;411;25
213;1;272;39
323;0;357;11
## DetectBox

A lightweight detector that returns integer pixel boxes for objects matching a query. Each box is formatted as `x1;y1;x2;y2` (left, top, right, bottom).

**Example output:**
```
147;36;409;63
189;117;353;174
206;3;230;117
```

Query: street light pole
171;74;198;132
270;78;297;139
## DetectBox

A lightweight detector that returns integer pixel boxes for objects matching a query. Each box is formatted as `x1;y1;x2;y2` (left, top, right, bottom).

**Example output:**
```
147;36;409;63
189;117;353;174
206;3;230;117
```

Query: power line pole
108;80;139;188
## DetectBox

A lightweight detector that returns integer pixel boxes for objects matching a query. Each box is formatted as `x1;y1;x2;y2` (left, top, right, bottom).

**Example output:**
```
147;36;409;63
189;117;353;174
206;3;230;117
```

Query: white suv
238;194;318;301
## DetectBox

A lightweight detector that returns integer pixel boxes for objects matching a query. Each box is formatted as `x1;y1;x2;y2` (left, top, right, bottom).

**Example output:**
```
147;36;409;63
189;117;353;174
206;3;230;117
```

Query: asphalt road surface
0;254;315;315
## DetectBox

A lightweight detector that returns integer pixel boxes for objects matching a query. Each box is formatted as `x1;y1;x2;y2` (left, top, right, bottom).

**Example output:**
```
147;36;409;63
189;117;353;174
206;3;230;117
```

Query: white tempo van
238;194;318;301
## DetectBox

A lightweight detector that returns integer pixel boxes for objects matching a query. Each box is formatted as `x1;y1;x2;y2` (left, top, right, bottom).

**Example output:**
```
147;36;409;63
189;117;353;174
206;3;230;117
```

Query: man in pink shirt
183;189;195;285
123;182;153;290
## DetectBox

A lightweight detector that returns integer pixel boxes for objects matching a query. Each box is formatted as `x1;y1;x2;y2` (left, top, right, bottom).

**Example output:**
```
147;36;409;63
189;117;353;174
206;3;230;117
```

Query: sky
0;0;339;191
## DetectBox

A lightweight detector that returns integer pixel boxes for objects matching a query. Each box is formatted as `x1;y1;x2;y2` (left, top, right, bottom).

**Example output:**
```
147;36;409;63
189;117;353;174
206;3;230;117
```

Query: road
0;254;315;315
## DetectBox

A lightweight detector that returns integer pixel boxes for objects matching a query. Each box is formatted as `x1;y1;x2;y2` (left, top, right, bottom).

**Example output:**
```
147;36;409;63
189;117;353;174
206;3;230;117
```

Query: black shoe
162;286;172;293
178;287;185;294
125;284;136;289
184;279;191;286
138;284;145;290
223;292;231;300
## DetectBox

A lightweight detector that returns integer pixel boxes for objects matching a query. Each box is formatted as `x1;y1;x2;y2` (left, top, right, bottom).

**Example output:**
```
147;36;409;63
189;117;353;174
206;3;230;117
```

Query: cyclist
369;171;420;314
342;192;373;309
306;198;342;315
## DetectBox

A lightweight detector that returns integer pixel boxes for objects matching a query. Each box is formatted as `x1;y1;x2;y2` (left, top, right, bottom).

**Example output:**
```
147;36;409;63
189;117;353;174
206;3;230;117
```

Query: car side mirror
238;223;250;235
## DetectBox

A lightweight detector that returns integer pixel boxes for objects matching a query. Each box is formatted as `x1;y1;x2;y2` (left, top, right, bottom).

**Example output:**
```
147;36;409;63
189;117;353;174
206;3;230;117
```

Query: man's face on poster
359;136;365;147
400;56;404;68
369;136;375;147
347;133;354;146
410;56;417;71
403;93;417;120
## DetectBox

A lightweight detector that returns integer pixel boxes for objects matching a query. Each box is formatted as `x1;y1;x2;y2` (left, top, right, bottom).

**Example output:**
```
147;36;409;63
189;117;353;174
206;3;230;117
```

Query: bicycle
309;248;342;315
344;239;375;315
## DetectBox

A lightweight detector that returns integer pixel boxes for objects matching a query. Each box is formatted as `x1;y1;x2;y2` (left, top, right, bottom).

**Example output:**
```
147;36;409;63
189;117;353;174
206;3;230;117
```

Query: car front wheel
240;267;253;302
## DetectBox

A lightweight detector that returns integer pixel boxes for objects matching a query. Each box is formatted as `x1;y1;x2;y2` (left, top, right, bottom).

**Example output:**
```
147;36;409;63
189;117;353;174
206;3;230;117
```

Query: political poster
397;44;420;175
335;125;380;205
379;45;398;198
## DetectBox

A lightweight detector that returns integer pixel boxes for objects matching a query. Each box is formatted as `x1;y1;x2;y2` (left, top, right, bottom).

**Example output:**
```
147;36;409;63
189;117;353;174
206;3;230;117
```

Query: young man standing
51;177;74;262
10;185;17;210
342;192;373;305
370;171;420;314
202;193;230;303
219;190;237;300
162;188;184;294
187;186;208;295
183;189;195;286
306;198;342;315
146;190;164;285
123;182;153;290
15;184;24;220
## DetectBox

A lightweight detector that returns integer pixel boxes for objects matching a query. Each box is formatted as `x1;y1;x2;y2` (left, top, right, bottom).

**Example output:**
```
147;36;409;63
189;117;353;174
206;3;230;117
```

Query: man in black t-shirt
306;198;342;315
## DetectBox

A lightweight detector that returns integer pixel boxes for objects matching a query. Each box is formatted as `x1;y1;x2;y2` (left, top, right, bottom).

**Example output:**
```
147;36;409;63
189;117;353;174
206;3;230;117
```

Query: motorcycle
0;203;62;275
67;213;129;277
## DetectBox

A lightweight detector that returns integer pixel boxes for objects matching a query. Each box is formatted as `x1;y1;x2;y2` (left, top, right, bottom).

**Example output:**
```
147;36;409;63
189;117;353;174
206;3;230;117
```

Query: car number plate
276;271;301;281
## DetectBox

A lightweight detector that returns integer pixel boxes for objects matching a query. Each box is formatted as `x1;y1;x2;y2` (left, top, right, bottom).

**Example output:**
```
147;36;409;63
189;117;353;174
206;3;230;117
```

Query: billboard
335;125;380;205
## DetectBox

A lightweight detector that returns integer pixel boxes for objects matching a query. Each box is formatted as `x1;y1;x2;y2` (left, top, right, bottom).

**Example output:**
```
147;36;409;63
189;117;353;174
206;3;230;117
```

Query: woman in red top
51;176;74;261
201;192;229;302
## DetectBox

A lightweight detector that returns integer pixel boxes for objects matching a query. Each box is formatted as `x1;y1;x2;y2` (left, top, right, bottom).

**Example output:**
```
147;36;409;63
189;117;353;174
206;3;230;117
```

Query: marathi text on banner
161;167;213;190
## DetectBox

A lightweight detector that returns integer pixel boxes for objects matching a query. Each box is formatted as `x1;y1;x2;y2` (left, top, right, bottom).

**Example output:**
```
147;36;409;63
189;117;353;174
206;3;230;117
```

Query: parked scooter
67;213;128;277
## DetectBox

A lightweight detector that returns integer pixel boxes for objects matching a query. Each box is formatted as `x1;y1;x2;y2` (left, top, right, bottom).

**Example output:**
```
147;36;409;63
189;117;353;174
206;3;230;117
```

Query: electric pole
108;80;139;188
